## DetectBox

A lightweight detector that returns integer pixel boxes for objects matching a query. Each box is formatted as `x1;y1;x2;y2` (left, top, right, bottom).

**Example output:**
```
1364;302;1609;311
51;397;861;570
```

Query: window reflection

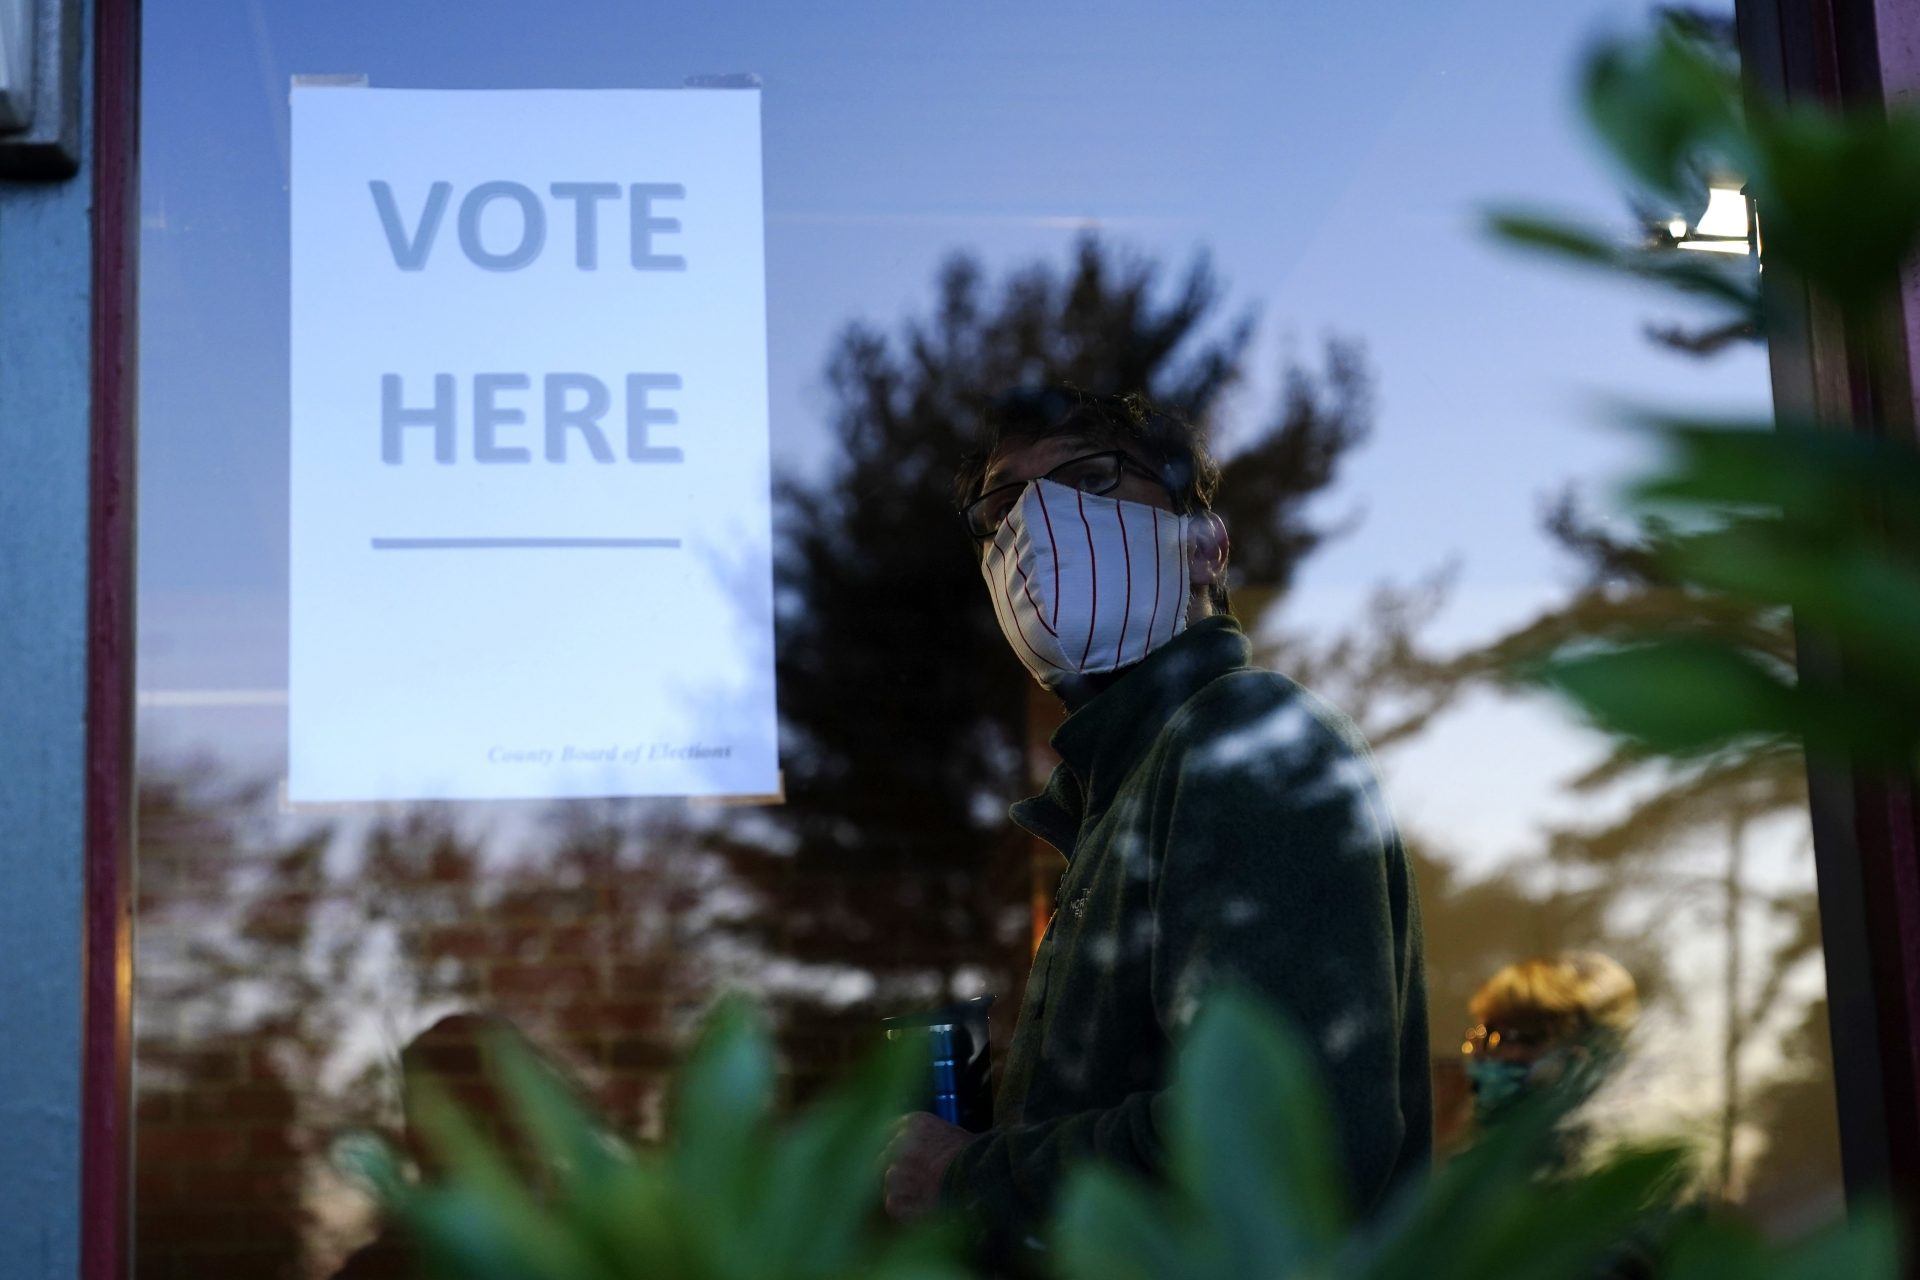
134;2;1838;1275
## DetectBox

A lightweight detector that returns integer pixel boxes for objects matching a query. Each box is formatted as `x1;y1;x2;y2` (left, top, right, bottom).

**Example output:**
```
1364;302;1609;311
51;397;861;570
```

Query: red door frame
83;0;140;1274
1741;0;1920;1248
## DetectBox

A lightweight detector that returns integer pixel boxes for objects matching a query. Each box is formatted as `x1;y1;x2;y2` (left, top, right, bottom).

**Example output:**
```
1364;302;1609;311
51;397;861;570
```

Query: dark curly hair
954;385;1229;614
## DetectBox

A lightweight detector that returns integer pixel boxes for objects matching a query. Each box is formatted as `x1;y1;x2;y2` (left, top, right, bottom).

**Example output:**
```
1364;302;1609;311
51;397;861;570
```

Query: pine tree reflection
129;233;1840;1273
733;239;1389;1085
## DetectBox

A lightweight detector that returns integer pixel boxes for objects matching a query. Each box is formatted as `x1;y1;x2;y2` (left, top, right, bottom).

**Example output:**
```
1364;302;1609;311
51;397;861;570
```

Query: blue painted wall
0;3;97;1275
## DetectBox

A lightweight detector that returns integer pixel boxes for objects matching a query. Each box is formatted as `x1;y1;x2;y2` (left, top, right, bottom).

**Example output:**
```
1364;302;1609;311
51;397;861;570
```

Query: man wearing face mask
882;387;1431;1257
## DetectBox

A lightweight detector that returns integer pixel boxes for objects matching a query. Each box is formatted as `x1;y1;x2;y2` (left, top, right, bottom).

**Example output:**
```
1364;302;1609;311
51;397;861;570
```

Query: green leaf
407;1081;613;1280
757;1032;924;1277
1053;1166;1195;1280
580;1162;697;1278
1486;212;1760;315
669;993;779;1234
1627;419;1920;527
1662;1215;1770;1280
1531;638;1802;752
1168;988;1349;1276
486;1029;626;1190
1581;26;1745;208
1747;105;1920;313
1535;635;1920;764
1487;213;1627;266
1662;1206;1898;1280
1442;1146;1687;1280
1669;525;1920;681
407;1185;560;1280
1767;1203;1900;1280
1359;1069;1605;1280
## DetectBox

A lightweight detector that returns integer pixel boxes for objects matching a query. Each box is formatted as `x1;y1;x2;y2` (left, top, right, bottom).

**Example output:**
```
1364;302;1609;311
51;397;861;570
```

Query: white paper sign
289;87;778;802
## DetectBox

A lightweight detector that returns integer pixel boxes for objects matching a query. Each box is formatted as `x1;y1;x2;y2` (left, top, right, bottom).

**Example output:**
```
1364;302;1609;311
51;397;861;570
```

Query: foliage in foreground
1056;990;1894;1280
340;991;1894;1279
1489;19;1920;766
339;998;967;1280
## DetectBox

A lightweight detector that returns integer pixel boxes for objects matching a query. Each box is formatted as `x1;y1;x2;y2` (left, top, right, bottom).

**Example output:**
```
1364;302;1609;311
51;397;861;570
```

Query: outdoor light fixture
1657;178;1755;256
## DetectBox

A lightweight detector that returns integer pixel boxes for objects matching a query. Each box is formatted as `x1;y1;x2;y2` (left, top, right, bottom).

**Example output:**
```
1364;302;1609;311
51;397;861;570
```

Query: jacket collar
1010;616;1253;856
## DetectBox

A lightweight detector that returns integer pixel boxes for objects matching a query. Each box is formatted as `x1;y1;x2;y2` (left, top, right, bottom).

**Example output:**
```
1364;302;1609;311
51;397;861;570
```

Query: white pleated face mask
982;478;1192;688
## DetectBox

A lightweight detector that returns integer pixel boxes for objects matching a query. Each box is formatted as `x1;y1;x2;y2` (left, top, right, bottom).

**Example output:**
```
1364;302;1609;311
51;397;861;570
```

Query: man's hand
882;1111;974;1221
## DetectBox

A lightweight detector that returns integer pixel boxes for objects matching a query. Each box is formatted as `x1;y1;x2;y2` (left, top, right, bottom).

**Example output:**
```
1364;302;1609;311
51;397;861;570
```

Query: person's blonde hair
1469;951;1639;1041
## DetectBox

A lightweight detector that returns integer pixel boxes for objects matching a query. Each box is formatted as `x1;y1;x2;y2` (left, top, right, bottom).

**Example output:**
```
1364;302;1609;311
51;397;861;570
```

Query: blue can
882;995;995;1132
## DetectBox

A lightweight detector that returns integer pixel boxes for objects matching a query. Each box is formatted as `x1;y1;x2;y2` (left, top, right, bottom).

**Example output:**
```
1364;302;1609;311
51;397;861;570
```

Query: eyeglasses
960;450;1170;540
1461;1023;1556;1057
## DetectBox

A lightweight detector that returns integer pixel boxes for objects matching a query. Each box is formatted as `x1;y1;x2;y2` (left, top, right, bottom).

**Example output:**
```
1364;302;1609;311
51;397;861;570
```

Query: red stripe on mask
1145;506;1163;663
1076;488;1099;668
1114;498;1132;669
1035;483;1062;630
988;537;1067;675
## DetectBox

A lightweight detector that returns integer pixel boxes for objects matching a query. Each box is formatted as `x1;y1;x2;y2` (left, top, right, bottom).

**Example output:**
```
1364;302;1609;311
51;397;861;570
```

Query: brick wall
133;774;1034;1280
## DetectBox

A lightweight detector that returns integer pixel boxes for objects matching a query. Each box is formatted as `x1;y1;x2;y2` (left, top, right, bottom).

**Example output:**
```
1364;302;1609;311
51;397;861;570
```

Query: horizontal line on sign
766;210;1189;230
370;537;683;550
139;688;288;709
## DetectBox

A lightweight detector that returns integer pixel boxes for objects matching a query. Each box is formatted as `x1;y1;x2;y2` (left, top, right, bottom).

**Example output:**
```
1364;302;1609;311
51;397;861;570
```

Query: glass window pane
134;3;1842;1275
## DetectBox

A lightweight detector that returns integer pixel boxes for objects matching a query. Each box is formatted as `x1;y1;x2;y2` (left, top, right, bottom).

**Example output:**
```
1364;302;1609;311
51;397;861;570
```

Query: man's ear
1187;509;1229;590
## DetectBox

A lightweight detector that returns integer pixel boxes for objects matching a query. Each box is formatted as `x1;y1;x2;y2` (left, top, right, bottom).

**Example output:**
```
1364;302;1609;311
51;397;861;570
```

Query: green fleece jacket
941;616;1431;1251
